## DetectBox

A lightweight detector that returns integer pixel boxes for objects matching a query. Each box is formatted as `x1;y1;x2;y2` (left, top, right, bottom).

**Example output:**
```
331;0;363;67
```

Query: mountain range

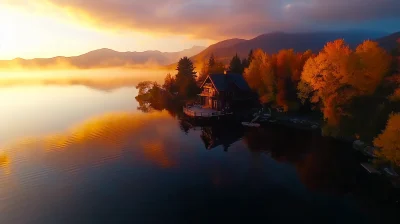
0;46;206;70
1;30;399;70
188;31;400;66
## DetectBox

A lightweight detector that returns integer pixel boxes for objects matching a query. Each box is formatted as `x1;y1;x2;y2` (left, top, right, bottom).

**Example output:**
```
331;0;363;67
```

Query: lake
0;74;398;223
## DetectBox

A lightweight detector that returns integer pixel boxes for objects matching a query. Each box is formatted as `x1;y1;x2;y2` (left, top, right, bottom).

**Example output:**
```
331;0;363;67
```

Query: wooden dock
183;105;232;118
360;163;381;174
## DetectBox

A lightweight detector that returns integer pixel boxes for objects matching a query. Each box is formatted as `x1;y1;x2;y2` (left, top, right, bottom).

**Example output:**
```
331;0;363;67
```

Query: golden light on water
0;153;11;175
3;111;178;169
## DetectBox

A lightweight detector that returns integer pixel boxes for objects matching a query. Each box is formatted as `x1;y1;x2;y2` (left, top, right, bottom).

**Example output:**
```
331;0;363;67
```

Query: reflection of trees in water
136;94;182;120
243;126;362;195
243;126;313;163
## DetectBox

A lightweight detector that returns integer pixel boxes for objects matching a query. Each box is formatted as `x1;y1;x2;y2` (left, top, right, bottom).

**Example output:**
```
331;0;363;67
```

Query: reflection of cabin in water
199;72;252;110
200;126;243;151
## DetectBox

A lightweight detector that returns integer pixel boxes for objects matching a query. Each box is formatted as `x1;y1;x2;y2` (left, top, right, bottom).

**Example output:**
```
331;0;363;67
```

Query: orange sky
1;0;399;60
0;2;212;60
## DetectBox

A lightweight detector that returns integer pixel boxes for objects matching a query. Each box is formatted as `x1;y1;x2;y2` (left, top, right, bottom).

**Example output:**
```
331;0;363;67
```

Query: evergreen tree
205;54;225;74
175;57;198;98
229;53;244;74
241;58;249;69
247;49;254;68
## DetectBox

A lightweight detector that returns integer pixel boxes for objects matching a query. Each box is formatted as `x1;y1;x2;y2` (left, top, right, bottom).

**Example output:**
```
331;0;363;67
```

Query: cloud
8;0;400;39
285;0;400;22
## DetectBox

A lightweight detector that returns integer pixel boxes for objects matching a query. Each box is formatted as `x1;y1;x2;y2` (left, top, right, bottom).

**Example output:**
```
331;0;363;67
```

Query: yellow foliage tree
374;113;400;166
244;49;276;104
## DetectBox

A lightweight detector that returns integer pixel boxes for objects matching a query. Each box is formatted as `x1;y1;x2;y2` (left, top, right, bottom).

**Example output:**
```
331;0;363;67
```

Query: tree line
136;38;400;166
243;39;400;166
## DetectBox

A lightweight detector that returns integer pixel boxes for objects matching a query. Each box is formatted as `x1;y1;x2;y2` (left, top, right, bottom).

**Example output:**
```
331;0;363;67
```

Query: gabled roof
201;73;250;92
227;73;251;91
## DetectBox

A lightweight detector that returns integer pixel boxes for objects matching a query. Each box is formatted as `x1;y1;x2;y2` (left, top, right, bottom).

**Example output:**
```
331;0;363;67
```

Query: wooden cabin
198;72;253;111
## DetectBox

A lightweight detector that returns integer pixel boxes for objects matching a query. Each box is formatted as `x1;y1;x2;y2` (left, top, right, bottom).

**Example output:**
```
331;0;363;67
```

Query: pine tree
247;49;254;68
229;53;243;74
175;57;198;98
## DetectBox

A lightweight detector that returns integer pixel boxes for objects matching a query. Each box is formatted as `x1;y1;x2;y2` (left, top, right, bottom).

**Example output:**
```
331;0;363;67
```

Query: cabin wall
200;79;218;109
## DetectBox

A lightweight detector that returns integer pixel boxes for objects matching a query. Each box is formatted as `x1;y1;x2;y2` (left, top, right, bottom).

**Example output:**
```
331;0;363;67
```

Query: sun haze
1;0;399;60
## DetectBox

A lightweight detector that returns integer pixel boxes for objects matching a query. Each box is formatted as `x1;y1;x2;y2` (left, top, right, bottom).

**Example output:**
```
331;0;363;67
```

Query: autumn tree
298;39;356;130
175;57;199;98
229;53;244;74
350;40;391;95
388;39;400;101
244;49;275;104
275;49;299;111
298;39;392;137
374;113;400;166
294;50;313;83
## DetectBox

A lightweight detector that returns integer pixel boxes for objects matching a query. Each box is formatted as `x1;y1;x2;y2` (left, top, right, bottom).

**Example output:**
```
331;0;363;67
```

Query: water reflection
242;126;360;193
0;106;398;223
0;153;10;175
0;86;139;144
5;111;179;169
241;125;399;220
179;119;243;151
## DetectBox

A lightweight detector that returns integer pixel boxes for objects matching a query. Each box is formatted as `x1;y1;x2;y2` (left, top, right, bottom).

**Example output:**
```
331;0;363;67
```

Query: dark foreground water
0;85;398;223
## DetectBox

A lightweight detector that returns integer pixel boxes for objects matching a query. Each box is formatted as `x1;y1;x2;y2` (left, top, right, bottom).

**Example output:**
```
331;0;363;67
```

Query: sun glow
0;4;86;59
0;3;210;60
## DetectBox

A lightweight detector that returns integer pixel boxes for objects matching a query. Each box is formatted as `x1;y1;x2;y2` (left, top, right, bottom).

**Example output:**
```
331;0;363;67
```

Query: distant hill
0;46;206;70
189;31;391;65
376;32;400;52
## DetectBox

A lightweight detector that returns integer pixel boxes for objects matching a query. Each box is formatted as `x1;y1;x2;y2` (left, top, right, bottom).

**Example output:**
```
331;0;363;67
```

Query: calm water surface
0;84;398;223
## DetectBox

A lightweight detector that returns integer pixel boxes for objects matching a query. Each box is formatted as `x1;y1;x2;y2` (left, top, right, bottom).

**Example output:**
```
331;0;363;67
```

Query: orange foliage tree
275;49;313;111
298;39;390;135
374;113;400;166
351;40;391;95
244;48;313;109
298;39;355;127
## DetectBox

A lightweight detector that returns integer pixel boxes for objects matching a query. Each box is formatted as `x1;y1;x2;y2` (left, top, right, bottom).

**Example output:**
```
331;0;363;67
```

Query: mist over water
0;68;170;90
0;68;174;146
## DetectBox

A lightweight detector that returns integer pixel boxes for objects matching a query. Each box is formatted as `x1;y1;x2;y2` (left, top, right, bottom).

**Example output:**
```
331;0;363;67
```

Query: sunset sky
1;0;399;60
